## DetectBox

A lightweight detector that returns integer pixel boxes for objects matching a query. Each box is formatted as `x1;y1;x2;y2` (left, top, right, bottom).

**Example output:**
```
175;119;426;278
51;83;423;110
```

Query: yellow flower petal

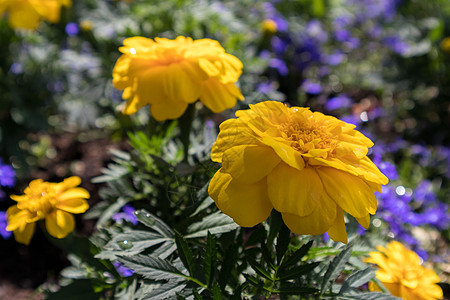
208;169;272;227
317;167;377;218
150;96;189;121
58;188;90;201
355;214;371;229
8;3;41;29
326;209;348;243
201;77;242;113
221;145;280;184
260;135;305;170
12;222;36;245
267;163;320;216
56;198;89;214
45;210;75;239
163;63;201;104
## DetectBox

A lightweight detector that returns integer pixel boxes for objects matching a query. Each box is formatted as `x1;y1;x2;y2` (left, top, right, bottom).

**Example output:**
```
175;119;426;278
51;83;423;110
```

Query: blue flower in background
301;80;321;94
113;262;134;277
65;22;80;36
112;204;138;225
0;159;15;188
0;211;12;239
325;94;353;110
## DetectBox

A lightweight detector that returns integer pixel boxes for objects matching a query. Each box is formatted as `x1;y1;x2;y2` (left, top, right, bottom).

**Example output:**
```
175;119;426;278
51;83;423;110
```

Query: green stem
178;103;196;162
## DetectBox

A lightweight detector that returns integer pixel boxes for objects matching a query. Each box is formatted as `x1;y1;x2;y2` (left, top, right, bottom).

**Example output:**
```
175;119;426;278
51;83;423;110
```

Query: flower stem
179;103;196;163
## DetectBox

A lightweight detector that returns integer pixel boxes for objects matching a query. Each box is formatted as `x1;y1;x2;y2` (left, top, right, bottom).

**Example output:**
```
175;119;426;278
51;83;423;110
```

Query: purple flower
0;159;15;188
0;211;11;239
263;3;288;32
325;52;346;66
269;58;289;76
112;205;138;225
383;36;410;55
334;29;352;43
325;94;353;110
305;20;328;44
301;80;321;95
257;82;275;94
65;22;80;36
113;262;134;277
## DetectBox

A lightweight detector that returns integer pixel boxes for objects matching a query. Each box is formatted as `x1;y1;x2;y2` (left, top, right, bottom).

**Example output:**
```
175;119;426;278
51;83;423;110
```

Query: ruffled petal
58;188;90;201
200;77;242;113
221;145;280;184
267;163;320;216
260;135;305;171
208;169;272;227
56;198;89;214
326;209;348;243
12;222;35;245
163;63;201;104
45;210;75;239
316;167;377;218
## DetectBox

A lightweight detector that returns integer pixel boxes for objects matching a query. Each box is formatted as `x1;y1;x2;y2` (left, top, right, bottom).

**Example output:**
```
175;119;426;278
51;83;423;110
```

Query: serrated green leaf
278;261;321;280
95;197;128;228
175;231;194;276
339;267;375;294
212;282;222;300
246;255;273;281
261;243;275;270
185;211;238;238
204;232;217;287
337;292;400;300
143;279;186;300
276;224;291;264
135;209;174;237
276;286;319;295
118;254;185;281
153;241;177;259
321;244;353;294
279;240;314;271
219;244;238;290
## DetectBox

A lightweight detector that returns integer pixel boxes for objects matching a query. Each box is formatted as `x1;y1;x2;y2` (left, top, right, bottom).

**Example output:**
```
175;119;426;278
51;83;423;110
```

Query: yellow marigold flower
262;19;277;36
208;101;388;243
6;176;89;245
440;37;450;54
112;36;244;121
0;0;71;30
365;241;443;300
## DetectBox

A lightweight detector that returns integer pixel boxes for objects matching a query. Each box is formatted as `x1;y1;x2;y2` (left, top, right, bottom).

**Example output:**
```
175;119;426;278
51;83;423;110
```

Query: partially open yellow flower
112;36;244;121
208;101;388;243
6;176;89;245
365;241;443;300
0;0;71;30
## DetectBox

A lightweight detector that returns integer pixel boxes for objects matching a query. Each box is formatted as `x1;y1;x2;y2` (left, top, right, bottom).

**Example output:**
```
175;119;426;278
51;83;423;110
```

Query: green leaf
118;254;186;281
212;282;222;300
185;211;238;238
321;244;353;294
276;286;319;295
276;223;291;264
46;279;99;300
267;210;283;247
204;232;217;287
175;231;195;276
243;273;264;288
96;230;171;260
143;279;186;300
246;255;273;281
278;262;321;280
261;243;275;270
337;292;400;299
339;267;375;294
279;240;314;271
135;209;174;237
218;244;238;290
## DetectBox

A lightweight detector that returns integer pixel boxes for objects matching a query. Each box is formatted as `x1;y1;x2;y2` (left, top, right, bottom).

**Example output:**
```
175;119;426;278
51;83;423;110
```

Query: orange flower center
17;184;57;218
279;122;336;155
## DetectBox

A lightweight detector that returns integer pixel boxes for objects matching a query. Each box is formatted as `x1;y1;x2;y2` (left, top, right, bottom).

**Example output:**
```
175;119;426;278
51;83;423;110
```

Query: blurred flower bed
0;0;449;299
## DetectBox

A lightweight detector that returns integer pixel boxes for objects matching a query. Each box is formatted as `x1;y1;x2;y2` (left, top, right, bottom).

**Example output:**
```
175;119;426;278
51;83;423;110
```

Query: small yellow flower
366;241;443;300
0;0;71;30
440;37;450;54
262;19;277;35
6;176;89;245
80;20;93;31
208;101;388;243
112;36;244;121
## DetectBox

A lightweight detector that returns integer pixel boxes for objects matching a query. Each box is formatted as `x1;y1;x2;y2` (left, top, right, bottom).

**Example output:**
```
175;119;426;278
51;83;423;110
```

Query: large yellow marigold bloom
112;36;244;121
208;101;388;243
0;0;71;30
365;241;443;300
6;176;89;245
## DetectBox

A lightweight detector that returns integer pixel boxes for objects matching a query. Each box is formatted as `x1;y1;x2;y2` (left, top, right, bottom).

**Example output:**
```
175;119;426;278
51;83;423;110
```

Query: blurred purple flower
325;52;346;66
0;159;15;188
112;204;138;225
383;36;410;55
113;262;134;277
325;94;353;110
334;29;352;43
305;20;328;44
10;62;23;74
257;82;275;94
65;22;80;36
262;2;288;32
269;58;289;76
301;80;321;94
0;211;11;239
